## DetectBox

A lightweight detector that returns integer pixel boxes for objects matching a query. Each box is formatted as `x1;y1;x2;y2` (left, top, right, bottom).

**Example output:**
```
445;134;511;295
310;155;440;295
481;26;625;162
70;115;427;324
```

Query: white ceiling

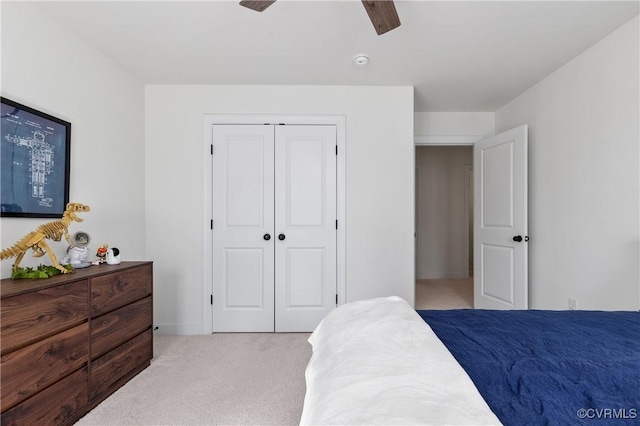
32;0;639;112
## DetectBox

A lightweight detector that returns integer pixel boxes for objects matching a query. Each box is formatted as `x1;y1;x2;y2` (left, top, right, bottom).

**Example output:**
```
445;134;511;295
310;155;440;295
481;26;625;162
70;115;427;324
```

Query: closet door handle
278;234;286;241
263;234;271;241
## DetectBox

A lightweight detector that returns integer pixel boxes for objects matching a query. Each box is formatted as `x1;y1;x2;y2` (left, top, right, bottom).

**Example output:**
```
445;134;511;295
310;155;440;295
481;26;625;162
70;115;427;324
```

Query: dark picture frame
1;97;71;218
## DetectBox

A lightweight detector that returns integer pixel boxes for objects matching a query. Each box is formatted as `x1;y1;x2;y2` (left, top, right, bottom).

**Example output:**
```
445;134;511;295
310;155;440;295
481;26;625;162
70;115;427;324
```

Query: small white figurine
61;231;92;268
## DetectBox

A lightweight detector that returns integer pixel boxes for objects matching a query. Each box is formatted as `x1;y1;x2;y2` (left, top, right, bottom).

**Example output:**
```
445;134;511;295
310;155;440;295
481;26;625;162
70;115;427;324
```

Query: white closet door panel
226;139;267;227
287;248;325;306
275;126;337;332
212;125;275;332
287;139;324;226
224;248;266;307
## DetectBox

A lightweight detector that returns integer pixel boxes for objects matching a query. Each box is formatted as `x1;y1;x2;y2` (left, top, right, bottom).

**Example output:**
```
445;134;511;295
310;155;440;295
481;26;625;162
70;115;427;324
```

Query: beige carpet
77;285;470;425
76;333;311;425
415;278;474;310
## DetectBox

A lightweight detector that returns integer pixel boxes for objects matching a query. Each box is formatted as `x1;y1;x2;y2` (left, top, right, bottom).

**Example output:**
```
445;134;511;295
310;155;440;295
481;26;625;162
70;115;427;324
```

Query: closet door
212;124;337;332
274;126;337;332
212;125;275;332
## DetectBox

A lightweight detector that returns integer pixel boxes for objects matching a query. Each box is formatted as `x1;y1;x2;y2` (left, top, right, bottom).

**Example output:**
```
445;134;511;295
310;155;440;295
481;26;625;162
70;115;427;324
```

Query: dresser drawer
90;297;152;359
90;330;152;400
1;281;88;355
0;367;88;426
1;322;88;412
90;264;152;316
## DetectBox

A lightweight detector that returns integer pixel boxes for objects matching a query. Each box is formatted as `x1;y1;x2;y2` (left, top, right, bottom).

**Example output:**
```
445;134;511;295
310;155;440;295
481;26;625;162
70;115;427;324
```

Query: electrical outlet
568;298;577;310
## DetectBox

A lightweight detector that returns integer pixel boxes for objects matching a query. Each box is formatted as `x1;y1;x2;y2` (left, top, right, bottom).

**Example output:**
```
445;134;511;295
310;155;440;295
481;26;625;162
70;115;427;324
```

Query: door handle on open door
513;235;529;242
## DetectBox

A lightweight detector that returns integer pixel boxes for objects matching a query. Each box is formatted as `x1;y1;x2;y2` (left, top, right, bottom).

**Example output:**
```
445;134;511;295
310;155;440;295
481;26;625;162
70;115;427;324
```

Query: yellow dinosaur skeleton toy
1;202;90;274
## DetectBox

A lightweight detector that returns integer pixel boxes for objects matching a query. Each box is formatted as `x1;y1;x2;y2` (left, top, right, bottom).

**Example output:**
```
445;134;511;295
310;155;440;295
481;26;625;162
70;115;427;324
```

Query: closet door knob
263;234;271;241
513;235;523;242
278;234;286;241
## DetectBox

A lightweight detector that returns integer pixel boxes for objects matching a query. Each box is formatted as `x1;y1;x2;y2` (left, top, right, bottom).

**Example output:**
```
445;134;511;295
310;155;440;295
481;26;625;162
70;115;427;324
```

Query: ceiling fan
239;1;401;35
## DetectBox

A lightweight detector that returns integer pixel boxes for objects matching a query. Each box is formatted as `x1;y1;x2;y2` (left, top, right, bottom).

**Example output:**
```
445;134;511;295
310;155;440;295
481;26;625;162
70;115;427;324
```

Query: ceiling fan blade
239;0;276;12
361;1;401;35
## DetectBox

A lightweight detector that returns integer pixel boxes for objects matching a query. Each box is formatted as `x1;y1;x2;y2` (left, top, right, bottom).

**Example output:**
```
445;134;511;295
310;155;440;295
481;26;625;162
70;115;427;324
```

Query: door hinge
335;145;338;155
336;294;338;305
335;220;338;230
211;144;214;155
210;219;214;230
210;294;213;305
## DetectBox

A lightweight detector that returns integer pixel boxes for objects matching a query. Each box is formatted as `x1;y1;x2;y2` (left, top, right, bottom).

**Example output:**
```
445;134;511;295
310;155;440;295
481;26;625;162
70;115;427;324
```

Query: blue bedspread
417;310;640;426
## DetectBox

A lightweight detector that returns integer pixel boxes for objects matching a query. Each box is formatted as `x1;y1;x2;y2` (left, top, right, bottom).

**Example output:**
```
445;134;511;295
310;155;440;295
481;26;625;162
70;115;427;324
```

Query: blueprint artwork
1;102;68;215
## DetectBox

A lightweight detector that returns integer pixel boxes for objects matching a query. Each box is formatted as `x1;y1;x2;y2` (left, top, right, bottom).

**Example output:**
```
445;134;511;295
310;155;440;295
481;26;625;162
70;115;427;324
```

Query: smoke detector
354;55;369;66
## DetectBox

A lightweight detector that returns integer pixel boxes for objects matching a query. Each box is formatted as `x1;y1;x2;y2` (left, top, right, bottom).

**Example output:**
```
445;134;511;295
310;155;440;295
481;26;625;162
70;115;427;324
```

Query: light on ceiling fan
354;55;369;66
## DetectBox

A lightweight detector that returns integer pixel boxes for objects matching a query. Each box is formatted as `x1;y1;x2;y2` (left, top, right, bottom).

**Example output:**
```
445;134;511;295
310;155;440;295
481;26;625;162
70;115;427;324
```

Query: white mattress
300;296;502;425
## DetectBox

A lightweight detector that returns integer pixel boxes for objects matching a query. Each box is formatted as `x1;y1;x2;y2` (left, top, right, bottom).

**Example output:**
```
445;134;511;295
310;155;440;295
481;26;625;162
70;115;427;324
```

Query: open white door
474;125;528;309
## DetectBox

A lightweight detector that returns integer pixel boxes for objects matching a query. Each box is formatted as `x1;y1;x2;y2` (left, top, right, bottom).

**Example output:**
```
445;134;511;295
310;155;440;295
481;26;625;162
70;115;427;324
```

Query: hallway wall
415;146;472;279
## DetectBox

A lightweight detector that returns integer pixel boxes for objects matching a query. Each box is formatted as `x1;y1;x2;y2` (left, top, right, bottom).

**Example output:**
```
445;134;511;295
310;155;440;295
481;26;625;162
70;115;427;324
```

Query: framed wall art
1;97;71;218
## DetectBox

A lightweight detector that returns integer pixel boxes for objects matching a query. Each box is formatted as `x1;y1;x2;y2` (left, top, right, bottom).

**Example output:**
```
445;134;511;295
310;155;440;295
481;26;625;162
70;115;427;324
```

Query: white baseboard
153;324;205;335
417;272;469;280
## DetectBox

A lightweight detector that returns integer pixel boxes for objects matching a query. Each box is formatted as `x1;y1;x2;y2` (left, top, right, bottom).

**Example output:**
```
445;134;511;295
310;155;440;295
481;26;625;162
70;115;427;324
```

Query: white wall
414;112;494;139
495;16;640;310
145;85;414;334
416;146;472;279
0;2;146;278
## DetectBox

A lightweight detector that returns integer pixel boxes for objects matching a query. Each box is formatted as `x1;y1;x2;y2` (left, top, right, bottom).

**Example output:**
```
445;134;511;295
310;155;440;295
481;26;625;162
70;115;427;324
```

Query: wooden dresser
1;261;153;426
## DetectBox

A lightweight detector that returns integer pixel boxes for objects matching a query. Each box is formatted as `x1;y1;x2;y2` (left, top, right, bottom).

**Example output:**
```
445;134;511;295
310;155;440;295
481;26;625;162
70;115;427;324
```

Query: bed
300;296;639;425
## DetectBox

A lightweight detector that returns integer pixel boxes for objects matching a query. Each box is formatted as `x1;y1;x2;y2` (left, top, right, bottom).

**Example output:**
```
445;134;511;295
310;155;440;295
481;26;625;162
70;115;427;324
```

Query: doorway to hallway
415;145;473;309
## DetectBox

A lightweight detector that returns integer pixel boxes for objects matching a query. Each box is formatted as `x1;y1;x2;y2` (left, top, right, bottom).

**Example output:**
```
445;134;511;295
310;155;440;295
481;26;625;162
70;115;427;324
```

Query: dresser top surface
1;261;152;298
